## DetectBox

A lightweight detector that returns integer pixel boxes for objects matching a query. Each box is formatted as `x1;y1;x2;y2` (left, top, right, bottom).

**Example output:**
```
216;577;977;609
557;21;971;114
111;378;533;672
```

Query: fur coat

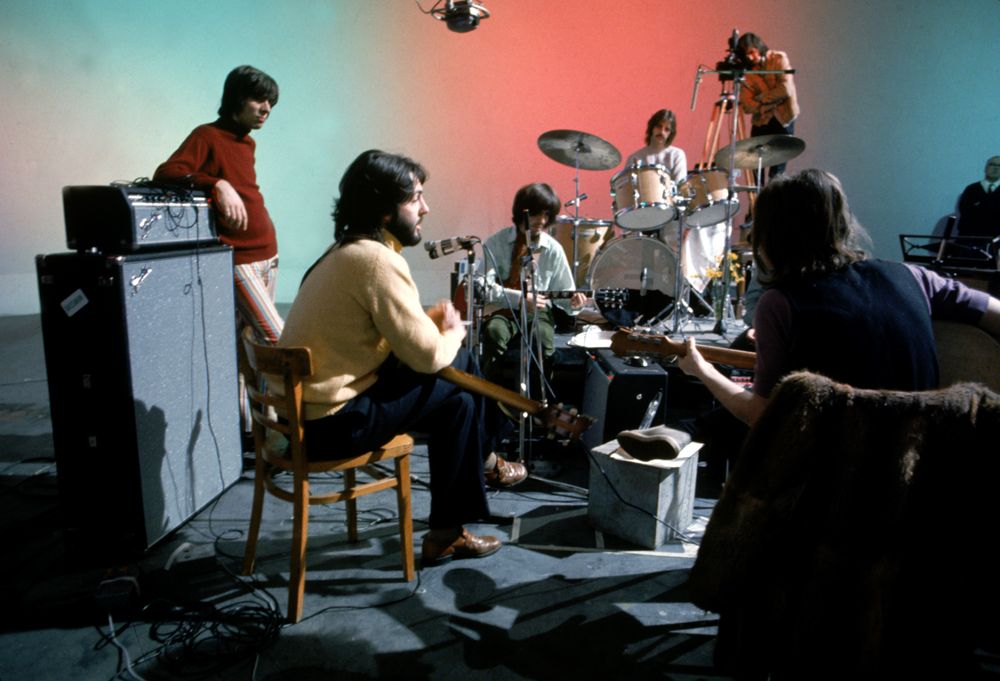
687;371;1000;679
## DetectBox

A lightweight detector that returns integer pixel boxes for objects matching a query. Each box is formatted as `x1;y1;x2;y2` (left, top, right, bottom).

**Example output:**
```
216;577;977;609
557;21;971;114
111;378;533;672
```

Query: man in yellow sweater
278;150;523;564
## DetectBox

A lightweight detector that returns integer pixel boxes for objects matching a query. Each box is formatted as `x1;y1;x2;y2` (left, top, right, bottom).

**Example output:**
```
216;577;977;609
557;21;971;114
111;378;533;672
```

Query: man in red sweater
154;65;283;443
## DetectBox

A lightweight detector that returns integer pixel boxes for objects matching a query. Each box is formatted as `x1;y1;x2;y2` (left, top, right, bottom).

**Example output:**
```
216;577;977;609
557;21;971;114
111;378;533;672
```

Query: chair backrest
933;319;1000;393
241;327;313;459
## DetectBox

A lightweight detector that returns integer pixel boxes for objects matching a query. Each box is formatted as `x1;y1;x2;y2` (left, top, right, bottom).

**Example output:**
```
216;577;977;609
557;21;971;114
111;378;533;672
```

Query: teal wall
2;0;998;314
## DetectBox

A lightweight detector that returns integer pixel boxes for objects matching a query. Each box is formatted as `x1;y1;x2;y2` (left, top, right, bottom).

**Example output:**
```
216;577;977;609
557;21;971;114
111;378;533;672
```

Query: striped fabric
234;256;284;435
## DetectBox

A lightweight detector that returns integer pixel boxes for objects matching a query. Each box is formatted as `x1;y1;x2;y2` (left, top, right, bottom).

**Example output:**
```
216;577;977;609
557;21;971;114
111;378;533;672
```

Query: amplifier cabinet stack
36;246;242;555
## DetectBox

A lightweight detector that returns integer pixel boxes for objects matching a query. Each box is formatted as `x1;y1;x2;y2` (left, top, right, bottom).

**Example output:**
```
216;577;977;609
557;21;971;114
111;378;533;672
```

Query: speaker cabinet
36;246;241;557
581;349;668;450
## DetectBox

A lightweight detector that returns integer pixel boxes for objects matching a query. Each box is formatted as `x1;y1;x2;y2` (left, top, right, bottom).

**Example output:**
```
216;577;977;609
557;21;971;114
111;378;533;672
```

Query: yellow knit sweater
276;232;462;420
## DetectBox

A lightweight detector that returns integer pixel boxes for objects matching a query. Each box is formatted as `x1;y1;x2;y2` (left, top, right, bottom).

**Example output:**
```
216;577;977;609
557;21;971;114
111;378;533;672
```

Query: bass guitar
436;366;594;443
609;329;757;369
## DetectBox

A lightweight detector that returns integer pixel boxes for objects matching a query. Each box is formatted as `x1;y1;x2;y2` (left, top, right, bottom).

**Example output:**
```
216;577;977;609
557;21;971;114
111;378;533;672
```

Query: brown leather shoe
484;455;528;488
421;528;501;565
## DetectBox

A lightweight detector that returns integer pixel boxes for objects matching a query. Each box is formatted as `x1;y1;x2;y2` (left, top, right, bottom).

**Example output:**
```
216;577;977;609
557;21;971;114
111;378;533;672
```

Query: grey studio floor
2;311;997;681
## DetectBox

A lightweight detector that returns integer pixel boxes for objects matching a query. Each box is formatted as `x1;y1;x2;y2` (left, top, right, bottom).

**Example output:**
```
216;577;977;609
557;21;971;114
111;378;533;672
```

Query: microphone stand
462;246;479;356
517;249;541;467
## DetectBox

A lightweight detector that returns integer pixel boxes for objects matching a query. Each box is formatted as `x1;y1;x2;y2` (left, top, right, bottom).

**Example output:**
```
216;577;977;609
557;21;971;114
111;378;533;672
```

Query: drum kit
538;128;805;332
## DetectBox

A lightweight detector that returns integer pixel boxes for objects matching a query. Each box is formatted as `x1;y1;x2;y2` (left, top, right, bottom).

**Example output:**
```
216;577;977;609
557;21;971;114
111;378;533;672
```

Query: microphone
424;235;479;259
564;194;588;207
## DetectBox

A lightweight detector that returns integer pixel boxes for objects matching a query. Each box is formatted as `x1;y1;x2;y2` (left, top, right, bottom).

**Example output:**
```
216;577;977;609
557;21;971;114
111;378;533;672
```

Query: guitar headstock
533;403;595;444
609;328;683;360
594;288;629;312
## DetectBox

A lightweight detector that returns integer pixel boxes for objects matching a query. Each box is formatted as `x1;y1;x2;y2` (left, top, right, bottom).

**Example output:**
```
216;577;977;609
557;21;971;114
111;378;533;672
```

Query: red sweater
154;117;277;265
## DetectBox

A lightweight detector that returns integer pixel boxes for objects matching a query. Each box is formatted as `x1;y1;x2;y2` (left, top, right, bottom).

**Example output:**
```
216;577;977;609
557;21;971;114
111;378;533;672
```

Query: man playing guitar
479;183;588;389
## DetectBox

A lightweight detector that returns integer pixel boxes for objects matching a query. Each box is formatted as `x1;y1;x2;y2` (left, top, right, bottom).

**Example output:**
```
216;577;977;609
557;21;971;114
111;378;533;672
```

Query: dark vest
783;260;938;391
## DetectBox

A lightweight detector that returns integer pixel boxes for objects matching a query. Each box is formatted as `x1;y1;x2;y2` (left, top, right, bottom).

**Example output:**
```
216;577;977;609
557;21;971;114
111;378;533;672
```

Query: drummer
623;109;687;184
624;108;723;298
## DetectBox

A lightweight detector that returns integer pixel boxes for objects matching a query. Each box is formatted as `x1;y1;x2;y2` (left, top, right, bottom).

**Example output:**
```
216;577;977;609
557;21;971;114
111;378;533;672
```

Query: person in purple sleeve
619;169;1000;463
678;169;1000;427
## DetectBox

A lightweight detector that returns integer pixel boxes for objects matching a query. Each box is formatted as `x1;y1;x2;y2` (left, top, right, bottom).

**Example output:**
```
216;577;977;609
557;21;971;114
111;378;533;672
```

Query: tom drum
610;164;677;231
676;168;739;227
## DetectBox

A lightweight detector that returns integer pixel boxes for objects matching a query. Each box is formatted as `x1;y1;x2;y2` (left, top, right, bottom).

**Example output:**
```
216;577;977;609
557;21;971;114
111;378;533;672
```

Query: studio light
416;0;491;33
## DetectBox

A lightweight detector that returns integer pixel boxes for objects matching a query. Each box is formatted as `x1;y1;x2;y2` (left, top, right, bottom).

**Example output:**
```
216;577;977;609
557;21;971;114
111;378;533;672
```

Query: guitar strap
503;230;529;289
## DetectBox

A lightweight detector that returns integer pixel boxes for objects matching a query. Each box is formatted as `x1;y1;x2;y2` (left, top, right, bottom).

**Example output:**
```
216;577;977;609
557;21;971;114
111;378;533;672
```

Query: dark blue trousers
304;349;513;529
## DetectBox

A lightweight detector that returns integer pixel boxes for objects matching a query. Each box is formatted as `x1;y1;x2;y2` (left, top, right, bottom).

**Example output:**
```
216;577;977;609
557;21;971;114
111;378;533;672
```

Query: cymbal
538;130;622;171
713;134;806;170
555;215;614;227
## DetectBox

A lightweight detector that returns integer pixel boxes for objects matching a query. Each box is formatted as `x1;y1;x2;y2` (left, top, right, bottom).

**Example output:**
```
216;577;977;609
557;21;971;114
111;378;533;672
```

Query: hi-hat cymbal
555;215;614;227
538;130;622;171
714;134;806;170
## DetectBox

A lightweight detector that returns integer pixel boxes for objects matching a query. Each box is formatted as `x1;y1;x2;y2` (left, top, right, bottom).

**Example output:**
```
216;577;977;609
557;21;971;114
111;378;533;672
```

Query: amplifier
581;348;669;450
63;184;217;253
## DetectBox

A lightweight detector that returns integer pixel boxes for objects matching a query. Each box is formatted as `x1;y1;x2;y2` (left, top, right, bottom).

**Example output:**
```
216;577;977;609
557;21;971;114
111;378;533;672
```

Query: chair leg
345;468;358;542
242;438;267;576
288;470;310;623
396;454;415;581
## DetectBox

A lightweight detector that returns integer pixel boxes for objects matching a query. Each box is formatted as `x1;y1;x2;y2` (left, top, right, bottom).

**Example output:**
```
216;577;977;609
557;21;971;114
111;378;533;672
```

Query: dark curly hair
332;150;428;242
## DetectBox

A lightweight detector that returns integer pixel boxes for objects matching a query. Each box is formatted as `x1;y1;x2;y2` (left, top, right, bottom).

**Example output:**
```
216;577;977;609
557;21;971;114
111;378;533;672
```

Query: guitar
453;283;629;319
609;329;757;369
436;366;594;443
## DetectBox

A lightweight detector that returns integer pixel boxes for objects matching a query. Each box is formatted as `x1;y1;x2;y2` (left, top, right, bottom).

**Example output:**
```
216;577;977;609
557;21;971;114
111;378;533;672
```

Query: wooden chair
239;328;415;622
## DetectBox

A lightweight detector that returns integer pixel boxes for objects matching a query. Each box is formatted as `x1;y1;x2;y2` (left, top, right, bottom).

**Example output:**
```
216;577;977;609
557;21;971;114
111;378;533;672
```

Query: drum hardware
538;130;622;290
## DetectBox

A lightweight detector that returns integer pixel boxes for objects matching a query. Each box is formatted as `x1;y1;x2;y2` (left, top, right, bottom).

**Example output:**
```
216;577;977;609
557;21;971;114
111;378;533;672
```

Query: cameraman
736;33;800;181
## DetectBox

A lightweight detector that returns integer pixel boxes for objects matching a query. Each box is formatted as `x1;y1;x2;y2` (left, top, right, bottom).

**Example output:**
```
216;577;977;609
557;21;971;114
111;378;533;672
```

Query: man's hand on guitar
523;292;549;313
677;337;711;378
570;292;588;309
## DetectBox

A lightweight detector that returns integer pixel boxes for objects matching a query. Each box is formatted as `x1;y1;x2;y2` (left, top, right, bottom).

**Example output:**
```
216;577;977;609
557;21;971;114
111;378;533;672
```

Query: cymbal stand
566;144;588;287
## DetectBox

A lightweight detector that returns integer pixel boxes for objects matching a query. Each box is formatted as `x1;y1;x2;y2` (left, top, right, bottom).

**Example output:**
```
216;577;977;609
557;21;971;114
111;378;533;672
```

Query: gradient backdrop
2;0;998;314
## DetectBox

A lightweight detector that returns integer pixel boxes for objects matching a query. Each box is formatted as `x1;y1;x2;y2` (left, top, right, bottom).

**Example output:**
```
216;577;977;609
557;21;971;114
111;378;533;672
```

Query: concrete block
588;439;701;548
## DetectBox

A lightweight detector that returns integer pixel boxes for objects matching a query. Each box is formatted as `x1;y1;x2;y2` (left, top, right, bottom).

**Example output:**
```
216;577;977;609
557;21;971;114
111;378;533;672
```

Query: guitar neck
437;366;542;415
503;289;591;299
610;329;757;369
436;365;595;443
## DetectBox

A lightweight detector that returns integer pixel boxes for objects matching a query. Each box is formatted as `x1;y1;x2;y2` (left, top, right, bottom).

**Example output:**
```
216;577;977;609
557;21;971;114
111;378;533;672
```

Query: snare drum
589;234;678;313
610;164;677;231
676;168;739;227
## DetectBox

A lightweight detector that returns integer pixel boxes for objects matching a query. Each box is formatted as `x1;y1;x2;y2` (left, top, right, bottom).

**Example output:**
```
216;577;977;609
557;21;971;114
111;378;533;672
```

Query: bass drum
588;234;677;318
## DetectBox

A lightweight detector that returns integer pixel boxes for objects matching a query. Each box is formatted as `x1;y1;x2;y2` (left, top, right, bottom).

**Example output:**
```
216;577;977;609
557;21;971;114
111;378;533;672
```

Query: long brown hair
752;169;870;287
